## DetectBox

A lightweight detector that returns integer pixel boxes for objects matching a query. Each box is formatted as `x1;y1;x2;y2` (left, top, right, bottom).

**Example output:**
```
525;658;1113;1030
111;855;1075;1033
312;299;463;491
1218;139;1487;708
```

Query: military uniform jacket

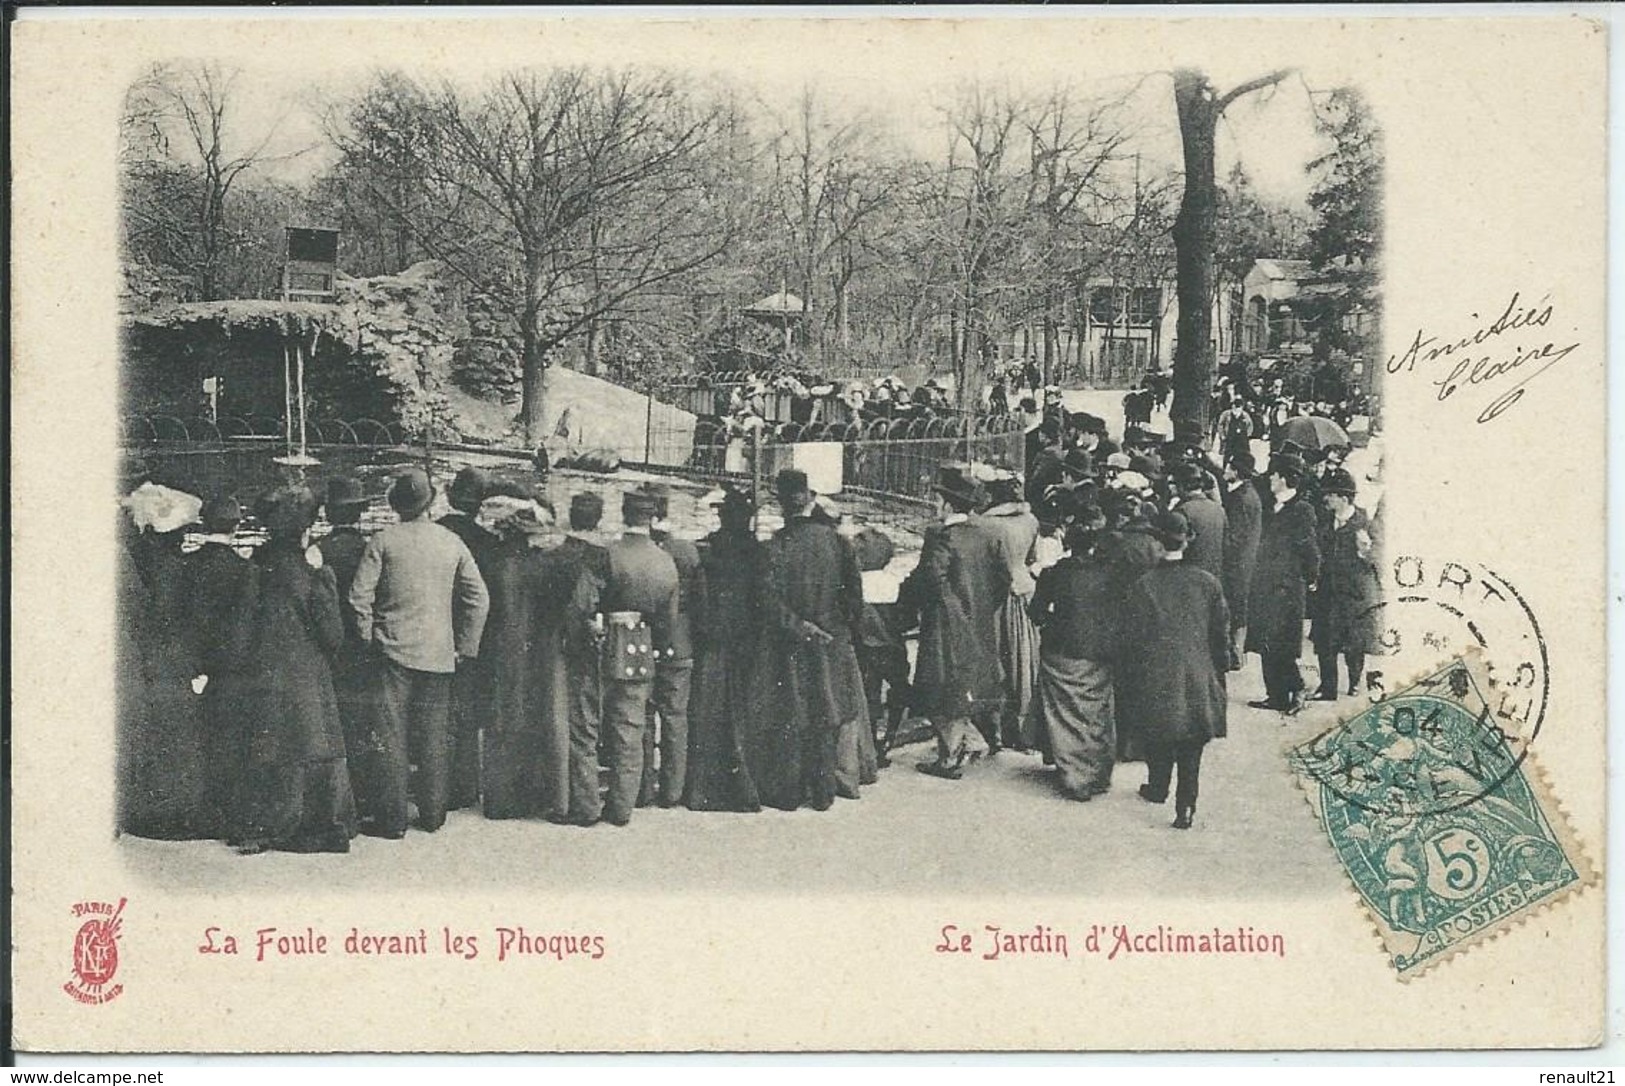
602;532;681;662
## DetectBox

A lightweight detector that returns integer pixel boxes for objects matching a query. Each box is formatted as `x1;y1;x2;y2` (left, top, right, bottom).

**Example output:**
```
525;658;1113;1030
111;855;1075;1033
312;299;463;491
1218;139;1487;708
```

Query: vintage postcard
8;11;1607;1052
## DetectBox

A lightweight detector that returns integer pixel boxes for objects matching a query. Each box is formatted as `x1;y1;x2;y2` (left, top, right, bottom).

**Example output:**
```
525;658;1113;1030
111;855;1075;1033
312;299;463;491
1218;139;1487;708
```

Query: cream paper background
8;12;1607;1052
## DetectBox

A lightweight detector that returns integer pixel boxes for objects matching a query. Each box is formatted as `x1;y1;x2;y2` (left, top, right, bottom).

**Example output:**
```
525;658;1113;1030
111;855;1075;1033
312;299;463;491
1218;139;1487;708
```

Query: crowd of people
115;374;1379;854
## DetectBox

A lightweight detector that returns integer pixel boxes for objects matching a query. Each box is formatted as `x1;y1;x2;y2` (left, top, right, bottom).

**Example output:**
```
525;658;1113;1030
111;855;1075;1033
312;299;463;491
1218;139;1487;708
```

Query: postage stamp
1288;650;1593;980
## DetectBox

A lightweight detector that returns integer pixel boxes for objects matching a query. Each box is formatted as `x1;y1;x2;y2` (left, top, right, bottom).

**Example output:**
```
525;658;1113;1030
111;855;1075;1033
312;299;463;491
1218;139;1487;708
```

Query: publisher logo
64;897;126;1005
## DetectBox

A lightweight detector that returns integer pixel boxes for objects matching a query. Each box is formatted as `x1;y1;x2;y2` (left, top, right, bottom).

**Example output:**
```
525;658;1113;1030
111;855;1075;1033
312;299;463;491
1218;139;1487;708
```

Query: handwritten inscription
1386;292;1581;423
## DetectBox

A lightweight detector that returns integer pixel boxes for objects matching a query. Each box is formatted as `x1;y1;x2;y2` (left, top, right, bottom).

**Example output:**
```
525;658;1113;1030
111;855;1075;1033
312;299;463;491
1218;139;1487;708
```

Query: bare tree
1169;67;1293;428
121;63;297;301
330;67;743;439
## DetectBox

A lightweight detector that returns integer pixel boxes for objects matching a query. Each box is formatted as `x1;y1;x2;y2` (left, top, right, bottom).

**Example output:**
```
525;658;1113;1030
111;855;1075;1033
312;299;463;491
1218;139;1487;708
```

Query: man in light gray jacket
350;468;489;836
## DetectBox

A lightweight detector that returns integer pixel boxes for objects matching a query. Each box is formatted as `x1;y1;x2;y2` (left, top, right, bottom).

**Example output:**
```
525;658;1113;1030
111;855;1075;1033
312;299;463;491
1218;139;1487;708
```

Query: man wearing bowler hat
349;468;490;836
594;487;681;826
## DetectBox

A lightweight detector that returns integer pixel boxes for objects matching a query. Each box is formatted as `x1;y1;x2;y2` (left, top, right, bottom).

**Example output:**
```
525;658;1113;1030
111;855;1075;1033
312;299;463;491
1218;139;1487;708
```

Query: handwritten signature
1386;292;1581;423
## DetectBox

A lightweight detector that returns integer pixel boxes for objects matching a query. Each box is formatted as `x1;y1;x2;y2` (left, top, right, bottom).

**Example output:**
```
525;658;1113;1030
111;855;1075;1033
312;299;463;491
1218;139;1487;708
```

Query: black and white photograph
8;11;1609;1056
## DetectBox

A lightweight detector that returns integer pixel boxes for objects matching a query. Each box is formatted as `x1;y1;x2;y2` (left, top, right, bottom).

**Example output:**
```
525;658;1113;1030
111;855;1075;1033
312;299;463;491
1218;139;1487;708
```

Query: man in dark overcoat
555;491;612;820
1171;462;1227;584
903;464;1012;778
317;476;376;826
1220;451;1264;671
748;470;870;809
1244;451;1321;714
1120;511;1230;829
436;466;496;812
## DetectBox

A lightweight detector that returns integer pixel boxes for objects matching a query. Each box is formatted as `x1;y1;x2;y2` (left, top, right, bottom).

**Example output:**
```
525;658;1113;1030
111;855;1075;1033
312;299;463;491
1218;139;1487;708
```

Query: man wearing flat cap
349;467;490;836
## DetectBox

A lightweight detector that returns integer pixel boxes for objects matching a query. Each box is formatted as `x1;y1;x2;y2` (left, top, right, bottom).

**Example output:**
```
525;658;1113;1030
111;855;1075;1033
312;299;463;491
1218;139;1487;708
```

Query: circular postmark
1297;556;1547;817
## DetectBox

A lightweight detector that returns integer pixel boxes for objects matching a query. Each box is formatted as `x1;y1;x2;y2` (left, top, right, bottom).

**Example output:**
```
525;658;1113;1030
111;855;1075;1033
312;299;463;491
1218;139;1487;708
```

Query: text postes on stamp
1288;652;1592;979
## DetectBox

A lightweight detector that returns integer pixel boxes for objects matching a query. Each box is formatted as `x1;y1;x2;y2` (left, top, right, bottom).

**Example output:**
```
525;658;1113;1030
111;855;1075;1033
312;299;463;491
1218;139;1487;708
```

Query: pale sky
187;48;1334;212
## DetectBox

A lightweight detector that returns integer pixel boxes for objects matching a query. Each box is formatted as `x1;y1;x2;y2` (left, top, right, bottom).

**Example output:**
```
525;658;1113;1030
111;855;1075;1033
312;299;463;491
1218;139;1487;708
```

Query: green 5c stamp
1289;651;1593;979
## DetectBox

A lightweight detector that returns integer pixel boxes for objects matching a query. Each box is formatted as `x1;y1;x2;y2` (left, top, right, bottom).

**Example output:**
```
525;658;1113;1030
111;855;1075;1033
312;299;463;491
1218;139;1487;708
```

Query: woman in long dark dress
118;486;212;840
477;496;584;822
233;487;357;854
683;489;764;813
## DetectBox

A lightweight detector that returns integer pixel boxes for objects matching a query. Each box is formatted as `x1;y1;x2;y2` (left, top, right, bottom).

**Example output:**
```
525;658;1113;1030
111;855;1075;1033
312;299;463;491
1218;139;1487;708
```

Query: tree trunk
521;309;547;444
1171;71;1220;431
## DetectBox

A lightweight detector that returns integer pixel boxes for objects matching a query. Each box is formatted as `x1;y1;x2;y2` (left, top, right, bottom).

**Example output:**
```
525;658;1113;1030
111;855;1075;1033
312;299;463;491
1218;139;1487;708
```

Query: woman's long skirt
237;758;358;853
1033;651;1115;798
996;592;1043;751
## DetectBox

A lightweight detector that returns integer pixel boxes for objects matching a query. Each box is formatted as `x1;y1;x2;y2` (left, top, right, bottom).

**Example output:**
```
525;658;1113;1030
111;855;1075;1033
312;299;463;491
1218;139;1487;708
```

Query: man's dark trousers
641;660;692;806
374;656;454;835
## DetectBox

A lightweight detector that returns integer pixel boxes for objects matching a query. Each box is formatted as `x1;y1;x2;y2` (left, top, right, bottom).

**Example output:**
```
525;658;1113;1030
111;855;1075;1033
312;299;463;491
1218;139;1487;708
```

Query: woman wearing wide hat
117;483;211;839
233;486;358;853
1119;511;1230;829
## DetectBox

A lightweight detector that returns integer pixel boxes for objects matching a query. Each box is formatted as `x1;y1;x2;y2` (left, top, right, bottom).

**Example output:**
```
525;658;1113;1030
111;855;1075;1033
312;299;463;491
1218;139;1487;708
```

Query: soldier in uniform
597;489;681;826
642;483;703;809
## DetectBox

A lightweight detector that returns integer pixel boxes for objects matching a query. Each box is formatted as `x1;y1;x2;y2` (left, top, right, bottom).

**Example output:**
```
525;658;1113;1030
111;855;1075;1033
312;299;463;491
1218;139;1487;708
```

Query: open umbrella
1278;415;1350;453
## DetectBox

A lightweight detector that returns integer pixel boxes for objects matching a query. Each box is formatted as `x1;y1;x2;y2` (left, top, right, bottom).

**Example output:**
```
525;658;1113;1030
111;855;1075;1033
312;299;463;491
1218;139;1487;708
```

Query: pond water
122;445;924;580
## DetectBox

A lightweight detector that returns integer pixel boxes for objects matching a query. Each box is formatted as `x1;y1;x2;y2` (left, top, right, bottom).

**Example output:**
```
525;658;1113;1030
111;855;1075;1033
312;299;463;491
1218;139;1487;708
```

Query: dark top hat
1171;461;1208;493
258;486;319;537
1150;509;1191;550
1321;468;1358;497
569;491;605;529
447;466;491;513
199;495;242;534
774;469;812;502
324;476;368;510
1269;450;1308;479
388;468;436;519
